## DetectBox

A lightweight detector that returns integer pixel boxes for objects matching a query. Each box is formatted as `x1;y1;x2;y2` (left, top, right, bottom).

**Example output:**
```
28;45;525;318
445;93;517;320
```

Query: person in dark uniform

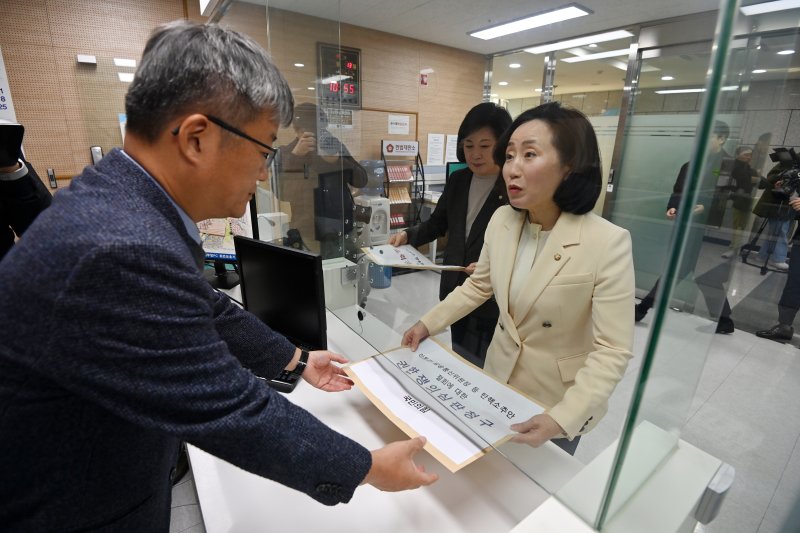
388;103;511;366
0;121;52;260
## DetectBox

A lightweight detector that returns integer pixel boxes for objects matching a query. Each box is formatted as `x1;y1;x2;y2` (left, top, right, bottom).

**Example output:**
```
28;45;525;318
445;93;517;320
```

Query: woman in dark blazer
388;103;511;366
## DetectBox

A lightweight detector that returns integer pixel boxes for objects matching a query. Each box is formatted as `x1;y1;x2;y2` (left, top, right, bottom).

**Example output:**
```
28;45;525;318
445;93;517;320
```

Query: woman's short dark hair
493;102;601;214
456;102;512;162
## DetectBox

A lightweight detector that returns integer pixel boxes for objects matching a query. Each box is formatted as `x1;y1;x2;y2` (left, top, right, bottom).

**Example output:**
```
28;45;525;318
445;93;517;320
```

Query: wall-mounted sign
388;114;409;135
0;46;18;123
382;140;418;157
317;43;361;109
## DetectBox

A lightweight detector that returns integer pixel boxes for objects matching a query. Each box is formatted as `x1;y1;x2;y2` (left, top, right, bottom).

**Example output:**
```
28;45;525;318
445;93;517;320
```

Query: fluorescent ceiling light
655;88;705;94
307;86;315;90
294;63;305;67
752;69;767;73
118;72;134;82
535;88;543;92
562;48;630;63
588;43;598;48
498;81;509;86
778;49;796;55
741;0;800;16
509;63;521;68
469;5;591;40
656;86;739;94
525;30;634;54
113;58;136;68
661;75;675;80
76;54;96;64
321;75;351;84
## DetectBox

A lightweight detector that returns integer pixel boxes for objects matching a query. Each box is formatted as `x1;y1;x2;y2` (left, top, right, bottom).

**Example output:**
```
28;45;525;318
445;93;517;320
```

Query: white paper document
361;244;465;271
345;339;544;472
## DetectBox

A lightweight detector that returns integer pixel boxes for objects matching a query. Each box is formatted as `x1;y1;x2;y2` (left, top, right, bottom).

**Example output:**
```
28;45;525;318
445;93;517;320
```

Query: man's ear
173;114;214;165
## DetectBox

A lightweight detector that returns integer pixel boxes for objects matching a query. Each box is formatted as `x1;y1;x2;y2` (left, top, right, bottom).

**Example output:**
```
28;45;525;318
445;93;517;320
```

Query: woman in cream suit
403;102;634;454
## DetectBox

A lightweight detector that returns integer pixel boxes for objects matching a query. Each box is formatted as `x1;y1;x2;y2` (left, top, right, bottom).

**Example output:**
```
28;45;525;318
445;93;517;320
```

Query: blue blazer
0;149;371;531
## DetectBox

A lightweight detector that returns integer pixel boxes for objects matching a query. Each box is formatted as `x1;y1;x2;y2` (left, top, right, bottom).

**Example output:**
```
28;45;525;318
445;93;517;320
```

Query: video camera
769;147;800;199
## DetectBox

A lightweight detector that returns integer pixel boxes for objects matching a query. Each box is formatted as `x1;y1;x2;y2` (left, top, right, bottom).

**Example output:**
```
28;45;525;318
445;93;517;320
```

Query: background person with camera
756;194;800;343
748;152;799;271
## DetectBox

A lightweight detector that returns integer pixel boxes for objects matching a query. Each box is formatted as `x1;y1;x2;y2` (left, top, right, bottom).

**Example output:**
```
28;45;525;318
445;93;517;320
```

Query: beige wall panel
358;110;417;161
0;0;187;177
219;2;269;51
45;0;183;54
2;0;52;47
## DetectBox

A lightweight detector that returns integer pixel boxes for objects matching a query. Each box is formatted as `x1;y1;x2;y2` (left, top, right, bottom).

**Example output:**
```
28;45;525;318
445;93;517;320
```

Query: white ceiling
247;0;721;55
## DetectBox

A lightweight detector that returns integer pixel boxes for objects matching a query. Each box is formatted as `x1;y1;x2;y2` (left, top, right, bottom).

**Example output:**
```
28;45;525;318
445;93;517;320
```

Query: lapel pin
554;253;562;261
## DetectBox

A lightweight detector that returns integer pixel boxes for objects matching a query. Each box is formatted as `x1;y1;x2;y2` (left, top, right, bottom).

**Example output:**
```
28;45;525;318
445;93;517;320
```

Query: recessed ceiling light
525;30;634;54
509;63;521;68
113;58;136;68
498;81;509;86
752;69;767;73
655;88;705;94
778;49;796;55
741;0;800;16
535;88;543;92
469;5;592;40
661;75;675;81
307;86;315;90
294;63;305;67
561;48;629;63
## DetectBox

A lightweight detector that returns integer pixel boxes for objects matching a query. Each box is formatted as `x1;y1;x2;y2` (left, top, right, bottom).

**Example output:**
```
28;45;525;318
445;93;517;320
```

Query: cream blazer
421;207;634;439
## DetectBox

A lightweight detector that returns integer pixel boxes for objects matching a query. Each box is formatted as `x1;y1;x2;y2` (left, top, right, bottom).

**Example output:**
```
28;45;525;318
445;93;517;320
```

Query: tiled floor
172;245;800;532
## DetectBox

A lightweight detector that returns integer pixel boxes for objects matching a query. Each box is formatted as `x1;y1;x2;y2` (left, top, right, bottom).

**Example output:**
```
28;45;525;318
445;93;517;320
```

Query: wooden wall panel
1;1;484;180
0;0;186;179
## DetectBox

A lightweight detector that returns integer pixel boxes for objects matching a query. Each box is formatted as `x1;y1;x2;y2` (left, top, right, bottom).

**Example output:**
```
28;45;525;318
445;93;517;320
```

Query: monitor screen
446;161;468;182
234;235;327;351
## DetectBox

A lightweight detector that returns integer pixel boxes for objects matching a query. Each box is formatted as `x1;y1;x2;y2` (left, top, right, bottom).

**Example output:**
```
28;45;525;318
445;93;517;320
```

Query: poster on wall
388;114;410;135
0;46;18;123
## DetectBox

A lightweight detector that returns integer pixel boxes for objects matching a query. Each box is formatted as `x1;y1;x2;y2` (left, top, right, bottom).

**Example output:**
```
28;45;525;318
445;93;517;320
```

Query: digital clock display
317;43;361;108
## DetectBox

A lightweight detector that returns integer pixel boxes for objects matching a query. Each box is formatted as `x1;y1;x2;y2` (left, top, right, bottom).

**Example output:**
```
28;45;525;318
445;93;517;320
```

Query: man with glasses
0;21;436;531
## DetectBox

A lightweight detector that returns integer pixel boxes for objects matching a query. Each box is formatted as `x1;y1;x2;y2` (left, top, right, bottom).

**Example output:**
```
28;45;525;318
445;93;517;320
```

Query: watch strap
291;349;309;377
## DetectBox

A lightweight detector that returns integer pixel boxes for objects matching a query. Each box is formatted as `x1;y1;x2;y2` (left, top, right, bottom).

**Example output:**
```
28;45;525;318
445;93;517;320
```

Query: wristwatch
291;349;309;377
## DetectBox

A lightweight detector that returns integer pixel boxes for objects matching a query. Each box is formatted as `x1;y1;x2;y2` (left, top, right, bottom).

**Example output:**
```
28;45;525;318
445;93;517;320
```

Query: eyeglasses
171;115;279;168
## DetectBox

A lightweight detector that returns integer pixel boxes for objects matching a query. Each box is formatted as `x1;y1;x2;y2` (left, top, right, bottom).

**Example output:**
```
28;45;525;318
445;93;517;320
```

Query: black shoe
634;302;650;322
715;316;734;334
756;324;794;343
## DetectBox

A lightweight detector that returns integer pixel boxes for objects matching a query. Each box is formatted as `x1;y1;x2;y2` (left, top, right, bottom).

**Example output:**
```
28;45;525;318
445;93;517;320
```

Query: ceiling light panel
561;48;630;63
469;5;591;40
525;30;634;54
740;0;800;16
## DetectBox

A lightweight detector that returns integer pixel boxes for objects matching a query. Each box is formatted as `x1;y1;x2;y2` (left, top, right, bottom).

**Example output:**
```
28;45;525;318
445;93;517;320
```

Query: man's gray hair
125;20;294;142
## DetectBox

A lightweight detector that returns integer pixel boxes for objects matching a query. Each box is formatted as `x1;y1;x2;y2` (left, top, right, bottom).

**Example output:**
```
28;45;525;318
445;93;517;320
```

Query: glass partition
217;2;800;532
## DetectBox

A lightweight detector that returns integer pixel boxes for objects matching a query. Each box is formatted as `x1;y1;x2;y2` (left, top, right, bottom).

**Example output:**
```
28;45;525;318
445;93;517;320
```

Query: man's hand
464;262;477;275
292;132;316;156
666;207;677;220
510;413;566;447
401;321;430;351
362;437;438;491
302;350;354;392
388;231;408;246
790;197;800;212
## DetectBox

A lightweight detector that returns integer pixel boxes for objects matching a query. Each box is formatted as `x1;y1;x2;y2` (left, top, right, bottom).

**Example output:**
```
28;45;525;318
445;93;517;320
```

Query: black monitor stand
204;259;240;290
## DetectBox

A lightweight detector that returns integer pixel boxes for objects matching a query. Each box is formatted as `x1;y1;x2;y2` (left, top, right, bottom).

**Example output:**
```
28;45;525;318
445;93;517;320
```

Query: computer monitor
446;161;468;182
234;235;327;350
200;198;259;289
